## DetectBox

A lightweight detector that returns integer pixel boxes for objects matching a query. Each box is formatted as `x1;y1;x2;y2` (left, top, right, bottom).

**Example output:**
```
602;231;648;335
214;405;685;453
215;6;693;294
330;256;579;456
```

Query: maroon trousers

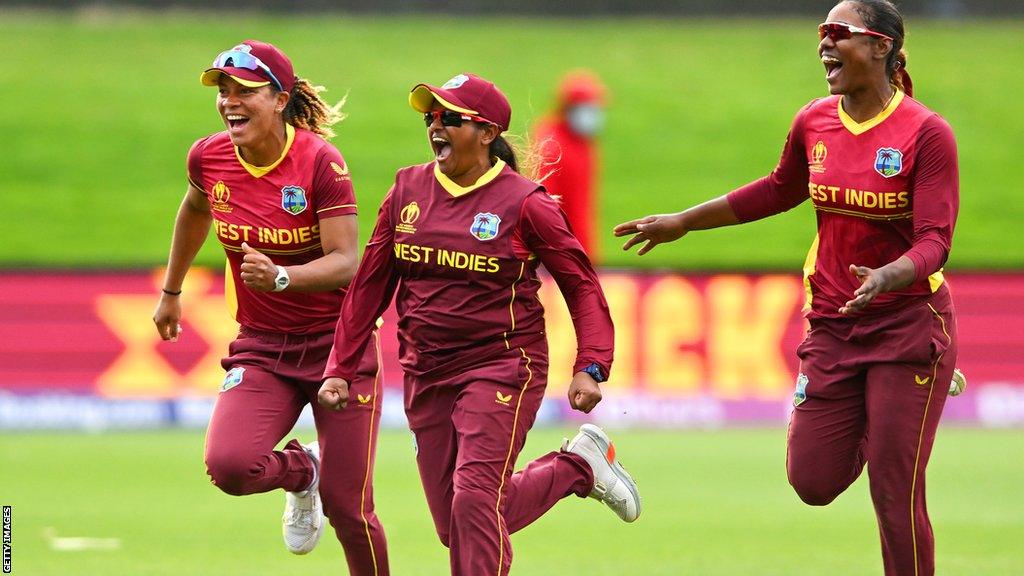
204;327;389;576
404;342;594;576
788;289;957;576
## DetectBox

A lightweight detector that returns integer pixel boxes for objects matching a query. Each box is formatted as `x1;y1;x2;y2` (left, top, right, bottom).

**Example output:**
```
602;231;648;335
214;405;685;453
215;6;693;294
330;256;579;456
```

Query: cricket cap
409;73;512;132
200;39;295;93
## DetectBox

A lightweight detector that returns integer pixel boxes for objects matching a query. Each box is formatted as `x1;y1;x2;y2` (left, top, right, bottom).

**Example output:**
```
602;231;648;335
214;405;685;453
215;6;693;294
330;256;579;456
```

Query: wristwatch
582;362;606;383
272;266;291;292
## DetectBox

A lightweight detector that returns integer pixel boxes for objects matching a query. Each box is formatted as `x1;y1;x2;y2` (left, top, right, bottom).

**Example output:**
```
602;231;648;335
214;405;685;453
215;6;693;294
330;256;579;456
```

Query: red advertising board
1;270;1021;427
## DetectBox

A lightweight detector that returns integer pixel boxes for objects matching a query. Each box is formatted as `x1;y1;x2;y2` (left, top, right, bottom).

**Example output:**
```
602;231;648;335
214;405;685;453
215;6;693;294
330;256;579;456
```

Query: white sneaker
282;441;325;554
563;424;641;522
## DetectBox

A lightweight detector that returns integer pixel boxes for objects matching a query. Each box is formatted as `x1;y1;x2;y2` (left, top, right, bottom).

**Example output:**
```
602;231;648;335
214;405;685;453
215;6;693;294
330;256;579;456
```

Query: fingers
573;389;602;413
241;242;258;254
318;380;349;411
612;216;655;237
568;382;602;414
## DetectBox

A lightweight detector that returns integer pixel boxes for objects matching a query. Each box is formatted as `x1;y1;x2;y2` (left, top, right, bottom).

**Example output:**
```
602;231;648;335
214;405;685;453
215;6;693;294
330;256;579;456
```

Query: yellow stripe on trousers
359;330;383;575
909;304;952;576
494;347;533;576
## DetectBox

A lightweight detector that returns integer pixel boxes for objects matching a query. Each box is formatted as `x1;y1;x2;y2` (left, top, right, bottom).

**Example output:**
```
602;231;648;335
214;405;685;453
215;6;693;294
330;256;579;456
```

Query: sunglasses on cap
818;22;893;42
423;110;491;128
212;49;284;91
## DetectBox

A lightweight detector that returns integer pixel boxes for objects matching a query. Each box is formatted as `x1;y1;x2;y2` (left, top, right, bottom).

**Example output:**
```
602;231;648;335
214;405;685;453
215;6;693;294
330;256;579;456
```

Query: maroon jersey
187;124;357;334
324;160;613;383
727;91;959;318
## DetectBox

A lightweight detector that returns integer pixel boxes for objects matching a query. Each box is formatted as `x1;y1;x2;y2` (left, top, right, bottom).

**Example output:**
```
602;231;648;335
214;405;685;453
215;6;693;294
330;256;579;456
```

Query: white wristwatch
272;266;291;292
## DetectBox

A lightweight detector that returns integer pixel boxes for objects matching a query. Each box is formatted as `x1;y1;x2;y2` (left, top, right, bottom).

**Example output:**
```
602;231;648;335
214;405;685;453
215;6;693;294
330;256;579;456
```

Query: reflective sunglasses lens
440;111;463;127
820;23;852;41
213;51;256;69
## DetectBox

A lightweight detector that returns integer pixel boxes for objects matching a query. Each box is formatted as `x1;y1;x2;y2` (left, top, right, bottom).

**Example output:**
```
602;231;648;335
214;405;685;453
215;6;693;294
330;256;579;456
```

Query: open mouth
226;114;250;132
822;55;843;81
431;134;452;162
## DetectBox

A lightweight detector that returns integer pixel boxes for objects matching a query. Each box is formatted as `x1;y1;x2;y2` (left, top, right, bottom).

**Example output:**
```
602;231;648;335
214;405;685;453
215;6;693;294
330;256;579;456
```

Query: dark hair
848;0;911;94
489;135;518;173
282;78;346;139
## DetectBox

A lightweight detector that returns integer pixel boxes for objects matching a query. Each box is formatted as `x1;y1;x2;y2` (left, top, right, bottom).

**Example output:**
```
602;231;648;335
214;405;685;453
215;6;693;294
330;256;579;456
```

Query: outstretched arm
613;196;740;255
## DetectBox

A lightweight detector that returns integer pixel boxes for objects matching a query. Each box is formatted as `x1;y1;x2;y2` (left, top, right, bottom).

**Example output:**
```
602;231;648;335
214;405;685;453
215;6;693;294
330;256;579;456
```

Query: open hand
613;213;687;255
840;264;885;314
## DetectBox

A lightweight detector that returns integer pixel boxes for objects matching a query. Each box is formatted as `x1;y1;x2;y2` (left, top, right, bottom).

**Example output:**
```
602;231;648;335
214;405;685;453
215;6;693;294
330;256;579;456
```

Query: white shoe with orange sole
563;424;641;522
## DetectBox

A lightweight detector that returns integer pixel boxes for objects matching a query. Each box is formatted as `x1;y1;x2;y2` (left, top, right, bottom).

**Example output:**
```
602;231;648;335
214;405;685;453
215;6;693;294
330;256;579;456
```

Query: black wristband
162;288;182;296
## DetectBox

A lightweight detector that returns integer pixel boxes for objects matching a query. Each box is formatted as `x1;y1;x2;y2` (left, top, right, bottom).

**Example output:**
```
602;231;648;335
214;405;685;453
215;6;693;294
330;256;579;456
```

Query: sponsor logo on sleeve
874;147;903;178
809;140;827;173
221;367;245;392
211;181;232;213
330;161;350;181
396;201;421;235
793;372;809;406
470;212;501;241
281;186;308;215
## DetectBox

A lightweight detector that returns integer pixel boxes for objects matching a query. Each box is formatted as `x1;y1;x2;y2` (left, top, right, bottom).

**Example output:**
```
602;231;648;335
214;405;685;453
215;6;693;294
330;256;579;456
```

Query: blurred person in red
534;70;607;260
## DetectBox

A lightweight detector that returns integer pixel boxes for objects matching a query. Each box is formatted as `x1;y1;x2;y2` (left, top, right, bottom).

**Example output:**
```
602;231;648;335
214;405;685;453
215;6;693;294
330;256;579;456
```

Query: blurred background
1;1;1022;575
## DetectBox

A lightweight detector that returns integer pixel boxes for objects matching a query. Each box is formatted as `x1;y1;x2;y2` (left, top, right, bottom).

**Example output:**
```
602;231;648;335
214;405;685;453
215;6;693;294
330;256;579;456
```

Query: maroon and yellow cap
200;39;295;93
409;73;512;132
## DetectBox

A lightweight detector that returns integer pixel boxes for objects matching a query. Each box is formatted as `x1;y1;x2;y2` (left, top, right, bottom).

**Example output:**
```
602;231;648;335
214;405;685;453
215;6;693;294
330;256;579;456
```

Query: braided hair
283;79;346;139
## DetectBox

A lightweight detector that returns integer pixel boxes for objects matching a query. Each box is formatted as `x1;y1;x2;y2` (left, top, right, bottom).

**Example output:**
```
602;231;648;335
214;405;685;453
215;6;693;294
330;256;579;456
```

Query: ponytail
892;49;913;97
283;78;346;139
489;135;518;173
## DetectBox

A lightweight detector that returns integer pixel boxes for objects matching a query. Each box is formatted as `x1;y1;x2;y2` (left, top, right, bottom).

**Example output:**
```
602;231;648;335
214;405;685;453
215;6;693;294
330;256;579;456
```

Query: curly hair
283;79;346;139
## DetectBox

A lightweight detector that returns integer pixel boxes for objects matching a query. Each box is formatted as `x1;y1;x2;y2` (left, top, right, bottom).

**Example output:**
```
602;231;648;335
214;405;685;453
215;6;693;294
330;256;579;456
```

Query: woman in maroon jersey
152;40;389;575
318;73;641;575
616;2;958;575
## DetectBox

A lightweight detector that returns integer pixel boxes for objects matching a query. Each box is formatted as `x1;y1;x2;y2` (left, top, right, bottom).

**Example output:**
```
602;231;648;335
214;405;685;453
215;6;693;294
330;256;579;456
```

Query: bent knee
788;475;844;506
205;453;259;496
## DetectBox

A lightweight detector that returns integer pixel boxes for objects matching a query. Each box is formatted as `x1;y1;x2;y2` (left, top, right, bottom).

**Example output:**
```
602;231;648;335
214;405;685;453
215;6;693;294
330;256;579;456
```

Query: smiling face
426;103;500;182
216;76;288;150
819;1;893;97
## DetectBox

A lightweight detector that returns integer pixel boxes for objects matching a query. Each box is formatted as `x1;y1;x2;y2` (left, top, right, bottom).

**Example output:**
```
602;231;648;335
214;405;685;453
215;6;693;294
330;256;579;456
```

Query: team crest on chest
470;212;501;241
281;185;308;215
874;147;903;178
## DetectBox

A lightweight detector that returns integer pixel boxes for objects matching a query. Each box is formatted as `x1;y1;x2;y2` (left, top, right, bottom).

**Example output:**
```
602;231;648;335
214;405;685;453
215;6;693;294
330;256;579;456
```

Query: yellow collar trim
434;159;506;197
838;89;904;136
235;123;295;178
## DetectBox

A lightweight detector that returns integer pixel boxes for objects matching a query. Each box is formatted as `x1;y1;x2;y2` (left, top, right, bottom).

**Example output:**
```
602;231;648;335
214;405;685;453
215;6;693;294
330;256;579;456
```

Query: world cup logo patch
874;147;903;178
281;186;308;215
470;212;501;241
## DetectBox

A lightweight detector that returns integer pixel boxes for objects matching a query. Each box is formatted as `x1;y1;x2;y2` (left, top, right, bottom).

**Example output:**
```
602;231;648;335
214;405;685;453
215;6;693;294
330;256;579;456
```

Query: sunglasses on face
818;22;893;42
423;109;490;128
212;50;284;92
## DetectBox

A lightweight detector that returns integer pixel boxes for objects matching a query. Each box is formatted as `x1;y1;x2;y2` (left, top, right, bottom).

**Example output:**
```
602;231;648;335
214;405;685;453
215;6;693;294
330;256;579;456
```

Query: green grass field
3;427;1022;575
2;11;1023;270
